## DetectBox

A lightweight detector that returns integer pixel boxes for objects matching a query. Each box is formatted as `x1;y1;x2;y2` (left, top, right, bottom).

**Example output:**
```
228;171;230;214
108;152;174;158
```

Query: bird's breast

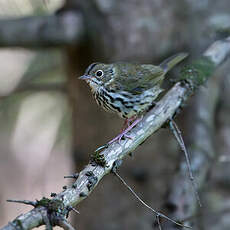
92;87;162;119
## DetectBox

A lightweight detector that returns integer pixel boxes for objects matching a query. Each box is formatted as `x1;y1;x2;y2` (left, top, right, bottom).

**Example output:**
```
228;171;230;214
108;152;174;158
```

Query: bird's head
79;63;114;92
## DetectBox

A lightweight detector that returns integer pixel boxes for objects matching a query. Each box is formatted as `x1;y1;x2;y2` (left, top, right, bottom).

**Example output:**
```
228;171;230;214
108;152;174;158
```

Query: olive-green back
112;63;164;94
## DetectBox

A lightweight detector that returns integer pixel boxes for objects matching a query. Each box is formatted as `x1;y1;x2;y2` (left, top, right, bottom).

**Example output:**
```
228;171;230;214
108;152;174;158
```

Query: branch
0;11;85;47
55;218;76;230
162;46;227;229
163;74;220;229
1;37;230;230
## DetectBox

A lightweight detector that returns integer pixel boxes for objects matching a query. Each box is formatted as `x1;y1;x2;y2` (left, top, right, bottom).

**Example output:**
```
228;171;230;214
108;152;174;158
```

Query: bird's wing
110;63;165;94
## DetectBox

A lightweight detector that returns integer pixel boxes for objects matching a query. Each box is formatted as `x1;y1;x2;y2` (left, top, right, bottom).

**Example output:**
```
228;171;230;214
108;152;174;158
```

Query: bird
79;53;188;144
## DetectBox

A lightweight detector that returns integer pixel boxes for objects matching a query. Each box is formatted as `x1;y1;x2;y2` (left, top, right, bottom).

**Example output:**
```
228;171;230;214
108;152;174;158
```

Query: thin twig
64;173;79;179
71;207;80;214
113;171;191;229
169;119;202;207
156;215;162;230
7;199;37;207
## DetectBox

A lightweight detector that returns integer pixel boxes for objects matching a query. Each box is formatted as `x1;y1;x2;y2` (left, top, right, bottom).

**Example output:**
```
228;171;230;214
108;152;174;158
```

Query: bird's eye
96;70;104;77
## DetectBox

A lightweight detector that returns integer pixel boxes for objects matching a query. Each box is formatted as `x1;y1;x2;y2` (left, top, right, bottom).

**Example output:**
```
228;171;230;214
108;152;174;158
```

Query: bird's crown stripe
85;63;99;75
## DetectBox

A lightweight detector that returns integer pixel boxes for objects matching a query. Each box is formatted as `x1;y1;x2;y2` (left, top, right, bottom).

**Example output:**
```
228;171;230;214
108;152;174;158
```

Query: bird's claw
95;144;109;153
109;132;133;145
118;133;133;143
108;117;142;145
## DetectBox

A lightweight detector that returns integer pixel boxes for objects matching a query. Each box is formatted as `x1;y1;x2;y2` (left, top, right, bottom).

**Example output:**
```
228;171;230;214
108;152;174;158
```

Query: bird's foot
108;117;143;145
95;144;109;153
108;133;132;145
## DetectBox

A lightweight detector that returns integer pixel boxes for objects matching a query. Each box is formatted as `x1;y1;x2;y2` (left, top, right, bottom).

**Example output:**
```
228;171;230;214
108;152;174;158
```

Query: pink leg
108;116;143;144
120;116;136;132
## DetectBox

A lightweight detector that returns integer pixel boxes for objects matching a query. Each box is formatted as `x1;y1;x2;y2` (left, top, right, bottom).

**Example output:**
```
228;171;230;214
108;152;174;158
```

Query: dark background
0;0;230;229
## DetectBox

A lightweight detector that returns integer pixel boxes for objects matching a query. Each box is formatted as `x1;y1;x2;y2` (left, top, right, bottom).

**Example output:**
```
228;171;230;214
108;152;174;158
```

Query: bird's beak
79;75;91;80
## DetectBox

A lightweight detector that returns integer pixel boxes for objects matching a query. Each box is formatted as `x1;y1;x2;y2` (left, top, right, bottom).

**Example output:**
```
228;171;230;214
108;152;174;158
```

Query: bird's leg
108;116;143;145
120;119;130;132
121;116;136;132
120;116;138;139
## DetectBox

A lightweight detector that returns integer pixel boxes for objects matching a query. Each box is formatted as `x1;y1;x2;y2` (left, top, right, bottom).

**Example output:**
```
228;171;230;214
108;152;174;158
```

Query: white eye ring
96;70;104;77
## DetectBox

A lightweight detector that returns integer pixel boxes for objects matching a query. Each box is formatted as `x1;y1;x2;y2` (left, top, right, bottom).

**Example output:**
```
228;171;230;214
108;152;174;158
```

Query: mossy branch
162;60;223;229
180;57;215;87
1;37;230;230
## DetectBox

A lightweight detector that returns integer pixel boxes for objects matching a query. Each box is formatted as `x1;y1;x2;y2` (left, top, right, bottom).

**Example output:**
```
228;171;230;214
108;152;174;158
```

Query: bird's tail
160;52;188;73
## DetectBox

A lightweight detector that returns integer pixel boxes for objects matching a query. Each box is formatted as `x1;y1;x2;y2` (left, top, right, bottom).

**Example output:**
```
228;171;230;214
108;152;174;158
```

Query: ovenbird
79;53;187;143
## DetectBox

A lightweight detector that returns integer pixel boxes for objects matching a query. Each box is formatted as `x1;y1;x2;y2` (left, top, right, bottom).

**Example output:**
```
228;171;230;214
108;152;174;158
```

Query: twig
163;42;226;229
156;215;162;230
7;199;37;207
169;120;202;207
113;171;191;229
69;206;80;214
64;173;79;179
